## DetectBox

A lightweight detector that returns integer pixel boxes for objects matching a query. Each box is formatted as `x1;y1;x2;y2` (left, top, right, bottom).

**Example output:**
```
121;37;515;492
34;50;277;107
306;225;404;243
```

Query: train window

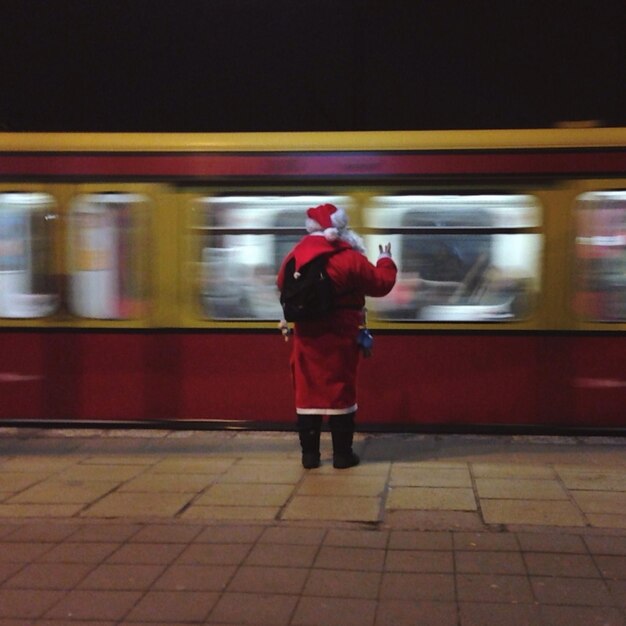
573;191;626;322
192;195;354;320
0;192;59;318
68;193;150;319
363;195;542;322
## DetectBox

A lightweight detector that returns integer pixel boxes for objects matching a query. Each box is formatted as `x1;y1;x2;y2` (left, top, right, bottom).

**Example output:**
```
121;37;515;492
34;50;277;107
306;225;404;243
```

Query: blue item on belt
357;328;374;357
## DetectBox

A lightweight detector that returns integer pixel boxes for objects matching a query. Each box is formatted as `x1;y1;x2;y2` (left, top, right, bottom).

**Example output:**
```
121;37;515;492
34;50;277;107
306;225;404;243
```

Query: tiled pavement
0;427;624;625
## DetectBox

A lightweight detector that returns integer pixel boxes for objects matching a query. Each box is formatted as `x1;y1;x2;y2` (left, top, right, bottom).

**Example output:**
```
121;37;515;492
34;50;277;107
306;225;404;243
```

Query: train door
68;193;150;319
573;190;626;321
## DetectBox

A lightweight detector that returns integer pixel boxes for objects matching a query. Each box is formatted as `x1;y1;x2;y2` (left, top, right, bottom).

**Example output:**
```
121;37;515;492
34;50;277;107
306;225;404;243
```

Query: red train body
1;129;625;432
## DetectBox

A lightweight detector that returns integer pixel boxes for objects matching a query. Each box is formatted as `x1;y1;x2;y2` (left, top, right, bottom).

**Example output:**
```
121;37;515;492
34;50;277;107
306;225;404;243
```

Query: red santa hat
305;203;348;241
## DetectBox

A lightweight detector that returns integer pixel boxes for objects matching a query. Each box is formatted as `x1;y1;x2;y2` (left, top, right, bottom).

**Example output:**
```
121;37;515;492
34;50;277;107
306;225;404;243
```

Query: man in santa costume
277;203;397;469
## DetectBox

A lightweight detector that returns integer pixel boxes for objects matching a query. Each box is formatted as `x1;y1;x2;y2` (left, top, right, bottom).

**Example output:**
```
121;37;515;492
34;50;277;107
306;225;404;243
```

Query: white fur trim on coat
296;404;358;415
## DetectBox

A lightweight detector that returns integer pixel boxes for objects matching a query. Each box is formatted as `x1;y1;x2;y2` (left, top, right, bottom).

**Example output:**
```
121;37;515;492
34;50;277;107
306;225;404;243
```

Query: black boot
329;413;360;469
297;414;322;469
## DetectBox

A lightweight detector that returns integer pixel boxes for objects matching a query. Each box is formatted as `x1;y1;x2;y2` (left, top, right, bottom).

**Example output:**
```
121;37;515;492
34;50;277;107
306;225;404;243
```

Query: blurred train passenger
277;203;397;469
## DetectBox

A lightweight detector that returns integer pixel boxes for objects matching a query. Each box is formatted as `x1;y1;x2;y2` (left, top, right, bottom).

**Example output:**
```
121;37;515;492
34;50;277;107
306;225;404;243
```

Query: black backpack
280;253;336;322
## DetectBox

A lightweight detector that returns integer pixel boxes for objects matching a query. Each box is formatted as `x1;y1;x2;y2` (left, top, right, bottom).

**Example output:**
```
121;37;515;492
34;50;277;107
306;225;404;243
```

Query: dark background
1;0;625;132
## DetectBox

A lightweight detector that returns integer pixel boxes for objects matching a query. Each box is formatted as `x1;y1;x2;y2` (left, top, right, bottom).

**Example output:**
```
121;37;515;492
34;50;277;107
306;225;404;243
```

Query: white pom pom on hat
306;203;348;241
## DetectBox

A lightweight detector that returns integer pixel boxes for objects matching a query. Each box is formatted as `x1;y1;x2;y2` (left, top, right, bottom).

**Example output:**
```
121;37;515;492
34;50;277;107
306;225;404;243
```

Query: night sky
1;0;625;132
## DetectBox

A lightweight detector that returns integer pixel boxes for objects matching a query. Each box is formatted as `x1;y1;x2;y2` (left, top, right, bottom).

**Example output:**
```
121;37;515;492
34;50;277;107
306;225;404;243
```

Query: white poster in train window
70;209;120;319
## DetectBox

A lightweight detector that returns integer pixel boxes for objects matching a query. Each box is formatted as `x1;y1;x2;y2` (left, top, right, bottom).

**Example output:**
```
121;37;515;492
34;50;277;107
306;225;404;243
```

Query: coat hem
296;404;357;415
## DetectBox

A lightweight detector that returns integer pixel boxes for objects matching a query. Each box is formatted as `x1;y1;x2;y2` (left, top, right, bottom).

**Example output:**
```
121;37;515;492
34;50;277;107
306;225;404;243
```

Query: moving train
1;128;625;433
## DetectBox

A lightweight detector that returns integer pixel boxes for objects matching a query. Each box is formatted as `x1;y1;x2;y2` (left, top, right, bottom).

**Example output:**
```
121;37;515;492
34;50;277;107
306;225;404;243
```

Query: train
1;128;626;433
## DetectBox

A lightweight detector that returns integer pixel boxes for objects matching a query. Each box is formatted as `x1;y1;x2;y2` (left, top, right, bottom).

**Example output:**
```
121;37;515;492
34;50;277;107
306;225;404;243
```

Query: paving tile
246;543;318;568
390;466;472;487
3;522;79;542
593;555;626;579
129;523;203;543
607;579;626;609
456;573;534;603
516;531;586;553
555;467;626;491
37;542;120;564
0;458;77;473
531;576;614;606
228;565;309;594
459;602;543;626
260;526;326;545
297;474;387;496
152;563;236;591
209;592;298;625
80;454;161;465
572;491;626;515
0;563;23;584
0;503;84;518
0;472;50;492
385;510;485;531
386;487;477;511
150;457;237;474
0;523;20;539
176;542;252;566
0;541;56;563
194;482;293;506
392;461;468;470
117;473;215;493
379;572;455;601
471;463;555;479
282;495;381;522
585;535;626;556
385;549;453;573
195;524;265;544
292;596;377;626
181;505;280;520
375;600;458;626
55;465;144;482
118;620;207;625
303;569;381;598
524;552;601;577
315;461;391;477
80;492;191;517
480;499;586;526
324;528;388;549
586;513;626;529
123;590;218;623
453;532;519;551
77;563;165;589
0;590;65;619
43;590;143;621
107;543;186;565
4;563;94;589
455;550;526;574
388;530;453;550
37;620;118;626
314;545;385;571
67;523;141;542
539;605;625;626
475;478;568;499
218;462;303;484
6;479;119;504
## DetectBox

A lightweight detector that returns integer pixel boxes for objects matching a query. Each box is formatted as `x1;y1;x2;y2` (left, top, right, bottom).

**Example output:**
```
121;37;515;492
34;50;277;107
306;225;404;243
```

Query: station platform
0;426;624;625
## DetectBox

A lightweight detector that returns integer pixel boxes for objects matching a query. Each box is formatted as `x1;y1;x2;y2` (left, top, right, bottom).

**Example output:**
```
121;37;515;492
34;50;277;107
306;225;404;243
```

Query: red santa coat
277;234;397;415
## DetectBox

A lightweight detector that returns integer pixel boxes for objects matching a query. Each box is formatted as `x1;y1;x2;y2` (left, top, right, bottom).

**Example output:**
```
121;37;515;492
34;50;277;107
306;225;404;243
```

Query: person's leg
297;414;323;469
329;412;360;469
